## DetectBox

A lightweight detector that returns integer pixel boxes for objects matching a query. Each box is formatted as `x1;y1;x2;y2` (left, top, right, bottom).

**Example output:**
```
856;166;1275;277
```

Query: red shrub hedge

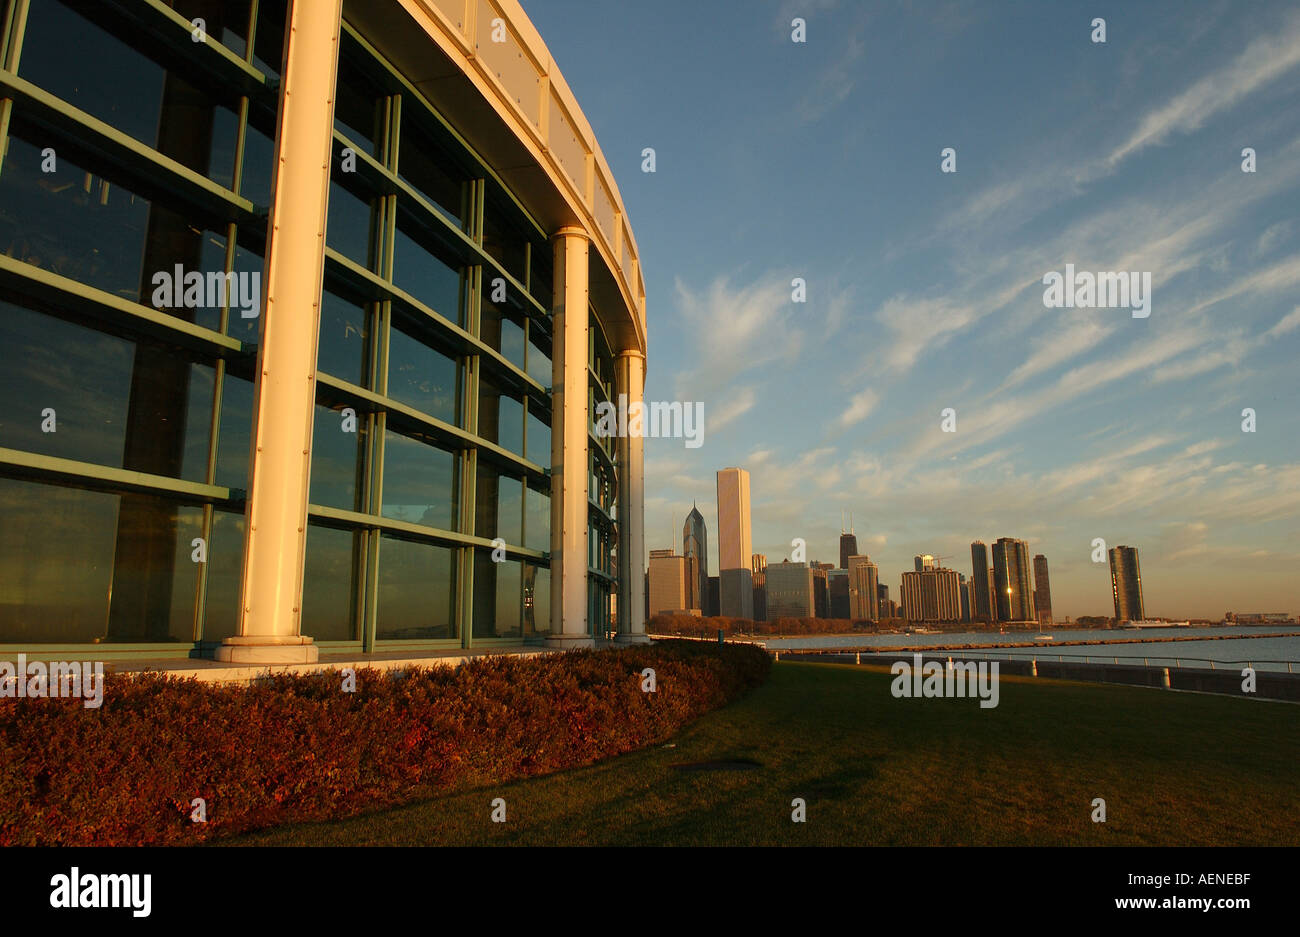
0;641;769;845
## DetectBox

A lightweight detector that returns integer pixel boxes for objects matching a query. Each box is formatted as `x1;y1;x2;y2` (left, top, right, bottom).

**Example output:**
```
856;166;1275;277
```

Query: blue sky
521;0;1300;619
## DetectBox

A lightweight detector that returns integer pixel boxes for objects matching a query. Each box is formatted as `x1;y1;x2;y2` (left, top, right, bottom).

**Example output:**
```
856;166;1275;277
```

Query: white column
217;0;344;663
547;227;594;649
615;349;648;643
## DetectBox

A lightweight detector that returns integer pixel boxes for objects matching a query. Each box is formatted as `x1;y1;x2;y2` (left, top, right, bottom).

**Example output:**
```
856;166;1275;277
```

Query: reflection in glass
474;552;521;638
475;465;521;544
526;406;550;468
477;377;523;454
317;291;370;387
202;509;245;642
376;535;455;640
392;223;462;323
326;180;374;268
302;524;360;641
525;485;550;553
387;320;460;424
524;564;550;636
310;401;368;511
382;429;457;530
480;294;526;370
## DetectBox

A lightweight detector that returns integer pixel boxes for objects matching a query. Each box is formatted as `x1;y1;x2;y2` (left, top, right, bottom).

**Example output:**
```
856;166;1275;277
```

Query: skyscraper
970;541;994;622
716;468;753;618
682;505;708;614
839;511;858;570
1109;546;1144;623
716;468;752;571
1033;554;1053;626
992;537;1035;622
847;555;880;620
766;562;815;620
648;551;689;616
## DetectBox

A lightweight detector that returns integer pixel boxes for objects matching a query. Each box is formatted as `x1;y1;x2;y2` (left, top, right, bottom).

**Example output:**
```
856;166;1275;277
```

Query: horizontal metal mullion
339;18;547;244
322;250;546;403
307;502;544;560
0;446;237;504
0;72;259;225
104;0;275;102
0;255;247;359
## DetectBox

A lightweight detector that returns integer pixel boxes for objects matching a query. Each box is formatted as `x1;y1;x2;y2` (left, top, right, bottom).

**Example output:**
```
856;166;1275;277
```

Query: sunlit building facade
1108;545;1144;624
0;0;647;661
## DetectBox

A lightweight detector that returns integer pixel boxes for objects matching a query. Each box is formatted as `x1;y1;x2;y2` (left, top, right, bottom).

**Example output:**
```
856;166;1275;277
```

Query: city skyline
525;0;1300;621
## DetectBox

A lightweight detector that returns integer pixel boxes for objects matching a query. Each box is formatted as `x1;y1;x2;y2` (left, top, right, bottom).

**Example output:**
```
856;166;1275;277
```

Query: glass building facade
0;0;646;659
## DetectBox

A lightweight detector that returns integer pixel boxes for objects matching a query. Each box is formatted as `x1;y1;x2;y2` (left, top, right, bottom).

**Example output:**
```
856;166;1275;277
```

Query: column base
210;635;319;664
545;634;597;651
613;633;651;645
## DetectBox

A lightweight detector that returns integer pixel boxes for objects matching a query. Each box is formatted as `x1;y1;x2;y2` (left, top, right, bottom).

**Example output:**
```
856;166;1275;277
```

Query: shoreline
652;630;1300;655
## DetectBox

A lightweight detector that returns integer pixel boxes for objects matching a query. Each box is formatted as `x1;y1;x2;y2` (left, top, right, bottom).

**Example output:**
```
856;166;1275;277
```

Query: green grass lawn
226;661;1300;846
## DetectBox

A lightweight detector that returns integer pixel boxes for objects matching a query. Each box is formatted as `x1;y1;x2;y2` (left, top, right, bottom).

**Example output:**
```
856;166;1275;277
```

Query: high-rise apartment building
993;538;1035;622
766;561;815;620
1108;545;1144;623
1033;554;1053;626
682;505;708;614
648;552;689;616
902;567;963;622
970;541;994;622
847;555;880;620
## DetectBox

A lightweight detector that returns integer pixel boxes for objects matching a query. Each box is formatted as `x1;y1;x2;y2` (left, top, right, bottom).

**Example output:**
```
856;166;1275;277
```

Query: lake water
758;626;1300;672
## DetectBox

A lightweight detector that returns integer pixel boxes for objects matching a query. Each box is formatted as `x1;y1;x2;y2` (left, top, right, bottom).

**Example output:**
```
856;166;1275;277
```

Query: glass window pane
215;374;254;491
477;377;523;454
480;290;525;369
475;465;521;544
387;318;460;423
526;405;550;467
317;290;370;386
0;477;206;644
201;508;245;642
473;552;520;638
310;401;368;511
526;330;551;387
523;563;550;635
334;52;384;157
382;429;457;530
392;221;463;323
326;179;374;268
302;524;360;641
0;478;117;643
397;121;467;228
251;0;288;80
482;206;527;284
376;536;455;640
0;300;214;483
240;120;277;207
525;485;550;553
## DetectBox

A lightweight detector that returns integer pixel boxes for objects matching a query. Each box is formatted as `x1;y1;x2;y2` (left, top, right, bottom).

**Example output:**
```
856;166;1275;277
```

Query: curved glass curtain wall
0;0;627;652
0;0;284;648
309;17;559;648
